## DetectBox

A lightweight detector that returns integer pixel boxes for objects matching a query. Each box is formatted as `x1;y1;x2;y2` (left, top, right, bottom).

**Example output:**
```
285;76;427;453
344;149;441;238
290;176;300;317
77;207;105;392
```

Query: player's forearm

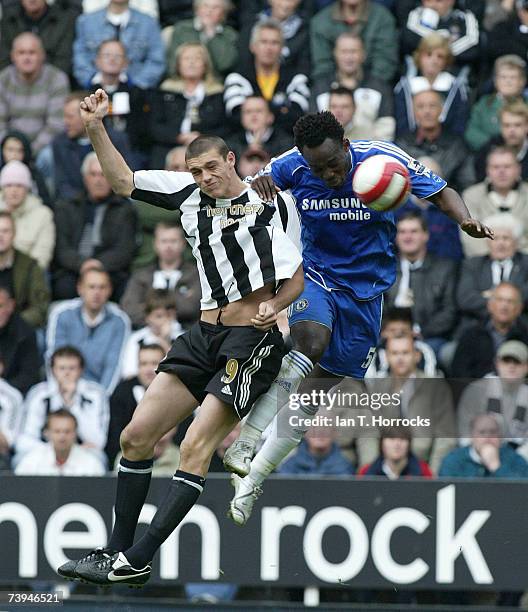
428;186;471;225
85;120;134;197
270;265;304;314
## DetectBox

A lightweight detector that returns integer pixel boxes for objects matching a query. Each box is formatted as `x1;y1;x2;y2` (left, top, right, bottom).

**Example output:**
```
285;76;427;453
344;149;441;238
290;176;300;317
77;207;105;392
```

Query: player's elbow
113;172;134;198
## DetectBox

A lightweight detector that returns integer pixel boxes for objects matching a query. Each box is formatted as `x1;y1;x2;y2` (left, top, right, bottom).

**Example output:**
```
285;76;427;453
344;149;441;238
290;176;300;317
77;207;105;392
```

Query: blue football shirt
267;140;447;299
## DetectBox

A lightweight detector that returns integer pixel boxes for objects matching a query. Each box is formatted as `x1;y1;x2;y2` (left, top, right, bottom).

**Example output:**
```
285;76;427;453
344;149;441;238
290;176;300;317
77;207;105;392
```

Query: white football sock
237;350;313;446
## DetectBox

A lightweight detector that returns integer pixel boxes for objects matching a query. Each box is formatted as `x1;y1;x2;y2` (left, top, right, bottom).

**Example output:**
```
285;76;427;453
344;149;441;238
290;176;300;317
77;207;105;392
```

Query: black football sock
107;457;154;552
124;470;205;569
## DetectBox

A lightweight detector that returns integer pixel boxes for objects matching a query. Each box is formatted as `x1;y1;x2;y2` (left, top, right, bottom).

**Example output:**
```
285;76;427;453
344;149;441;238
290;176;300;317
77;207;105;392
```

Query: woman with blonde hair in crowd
395;32;470;136
148;42;226;169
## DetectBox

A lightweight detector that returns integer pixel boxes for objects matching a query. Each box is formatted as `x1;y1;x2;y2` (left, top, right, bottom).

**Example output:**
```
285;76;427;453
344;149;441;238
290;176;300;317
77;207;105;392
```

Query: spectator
358;425;433;478
465;55;527;153
121;289;184;379
395;157;464;261
237;146;271;179
457;340;528;449
310;0;398;83
366;306;438;378
401;0;480;76
105;343;164;467
238;0;309;75
312;32;395;140
224;19;310;132
15;409;106;475
16;346;109;460
0;211;49;328
46;268;130;394
121;221;201;328
52;152;138;301
451;282;528;379
487;0;528;66
1;131;50;206
167;0;238;79
165;146;187;172
90;40;146;157
394;32;469;137
0;161;55;269
385;210;458;356
148;42;226;169
227;96;292;160
278;425;355;475
326;86;358;140
474;101;528;182
457;214;528;326
83;0;159;19
462;146;528;257
0;377;24;470
0;286;40;395
73;0;165;89
368;334;456;473
0;32;69;156
439;413;528;478
396;89;475;191
45;91;134;201
0;0;79;75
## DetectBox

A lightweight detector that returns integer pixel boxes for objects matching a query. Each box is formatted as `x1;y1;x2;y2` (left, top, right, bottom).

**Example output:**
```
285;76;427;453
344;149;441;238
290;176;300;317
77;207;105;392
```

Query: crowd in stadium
1;0;528;492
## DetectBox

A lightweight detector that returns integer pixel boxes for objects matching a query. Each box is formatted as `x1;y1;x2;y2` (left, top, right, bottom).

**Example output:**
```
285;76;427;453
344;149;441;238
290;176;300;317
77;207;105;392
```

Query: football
352;154;411;212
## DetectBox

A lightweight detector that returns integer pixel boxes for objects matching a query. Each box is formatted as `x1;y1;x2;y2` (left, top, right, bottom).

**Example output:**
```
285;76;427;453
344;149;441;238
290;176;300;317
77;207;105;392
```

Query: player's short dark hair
397;209;428;232
185;135;229;161
382;306;414;328
329;85;355;104
46;408;78;430
293;111;344;151
51;346;85;369
144;288;176;315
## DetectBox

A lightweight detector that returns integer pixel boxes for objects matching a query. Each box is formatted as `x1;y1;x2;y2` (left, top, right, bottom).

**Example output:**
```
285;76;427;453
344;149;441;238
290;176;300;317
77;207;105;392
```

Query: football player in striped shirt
226;111;493;525
57;89;304;586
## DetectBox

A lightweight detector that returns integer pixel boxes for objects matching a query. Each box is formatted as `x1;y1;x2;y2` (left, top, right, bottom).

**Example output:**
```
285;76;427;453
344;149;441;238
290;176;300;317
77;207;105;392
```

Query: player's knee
179;433;211;468
295;338;328;364
292;325;330;364
120;422;155;458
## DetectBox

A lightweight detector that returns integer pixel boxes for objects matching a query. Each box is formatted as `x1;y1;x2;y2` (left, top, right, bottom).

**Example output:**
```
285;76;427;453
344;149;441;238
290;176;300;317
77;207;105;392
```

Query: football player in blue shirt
226;111;492;524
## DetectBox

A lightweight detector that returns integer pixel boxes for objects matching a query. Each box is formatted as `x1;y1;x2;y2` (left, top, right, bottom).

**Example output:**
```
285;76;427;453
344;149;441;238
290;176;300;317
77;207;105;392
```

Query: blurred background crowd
1;0;528;495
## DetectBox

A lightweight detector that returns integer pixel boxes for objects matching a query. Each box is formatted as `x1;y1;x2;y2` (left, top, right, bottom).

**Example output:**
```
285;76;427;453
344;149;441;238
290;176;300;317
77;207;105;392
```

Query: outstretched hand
460;218;494;239
79;88;110;127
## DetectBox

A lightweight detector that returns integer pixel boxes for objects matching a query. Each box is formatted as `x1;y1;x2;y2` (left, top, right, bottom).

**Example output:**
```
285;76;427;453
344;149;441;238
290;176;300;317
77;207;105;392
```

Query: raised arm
428;186;494;240
80;89;134;197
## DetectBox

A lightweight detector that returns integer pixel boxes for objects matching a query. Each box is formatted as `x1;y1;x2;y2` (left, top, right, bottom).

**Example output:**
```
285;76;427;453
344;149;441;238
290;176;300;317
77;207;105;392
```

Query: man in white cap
458;339;528;455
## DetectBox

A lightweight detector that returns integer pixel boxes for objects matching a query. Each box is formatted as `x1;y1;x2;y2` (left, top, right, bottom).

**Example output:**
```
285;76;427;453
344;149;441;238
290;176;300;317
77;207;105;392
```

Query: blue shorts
288;274;383;378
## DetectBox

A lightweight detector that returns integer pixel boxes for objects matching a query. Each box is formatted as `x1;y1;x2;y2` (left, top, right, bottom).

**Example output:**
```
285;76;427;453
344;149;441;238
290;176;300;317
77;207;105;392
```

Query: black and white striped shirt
132;171;302;310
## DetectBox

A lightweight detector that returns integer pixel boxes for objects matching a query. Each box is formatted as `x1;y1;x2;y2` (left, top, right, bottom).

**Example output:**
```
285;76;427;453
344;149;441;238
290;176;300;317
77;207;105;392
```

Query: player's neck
220;177;248;199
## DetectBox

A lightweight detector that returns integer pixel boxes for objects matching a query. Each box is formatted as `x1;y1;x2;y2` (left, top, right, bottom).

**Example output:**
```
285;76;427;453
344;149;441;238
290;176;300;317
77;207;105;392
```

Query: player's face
52;356;83;386
302;137;350;189
500;112;528;146
489;228;517;261
186;149;237;198
138;348;164;388
381;437;410;462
